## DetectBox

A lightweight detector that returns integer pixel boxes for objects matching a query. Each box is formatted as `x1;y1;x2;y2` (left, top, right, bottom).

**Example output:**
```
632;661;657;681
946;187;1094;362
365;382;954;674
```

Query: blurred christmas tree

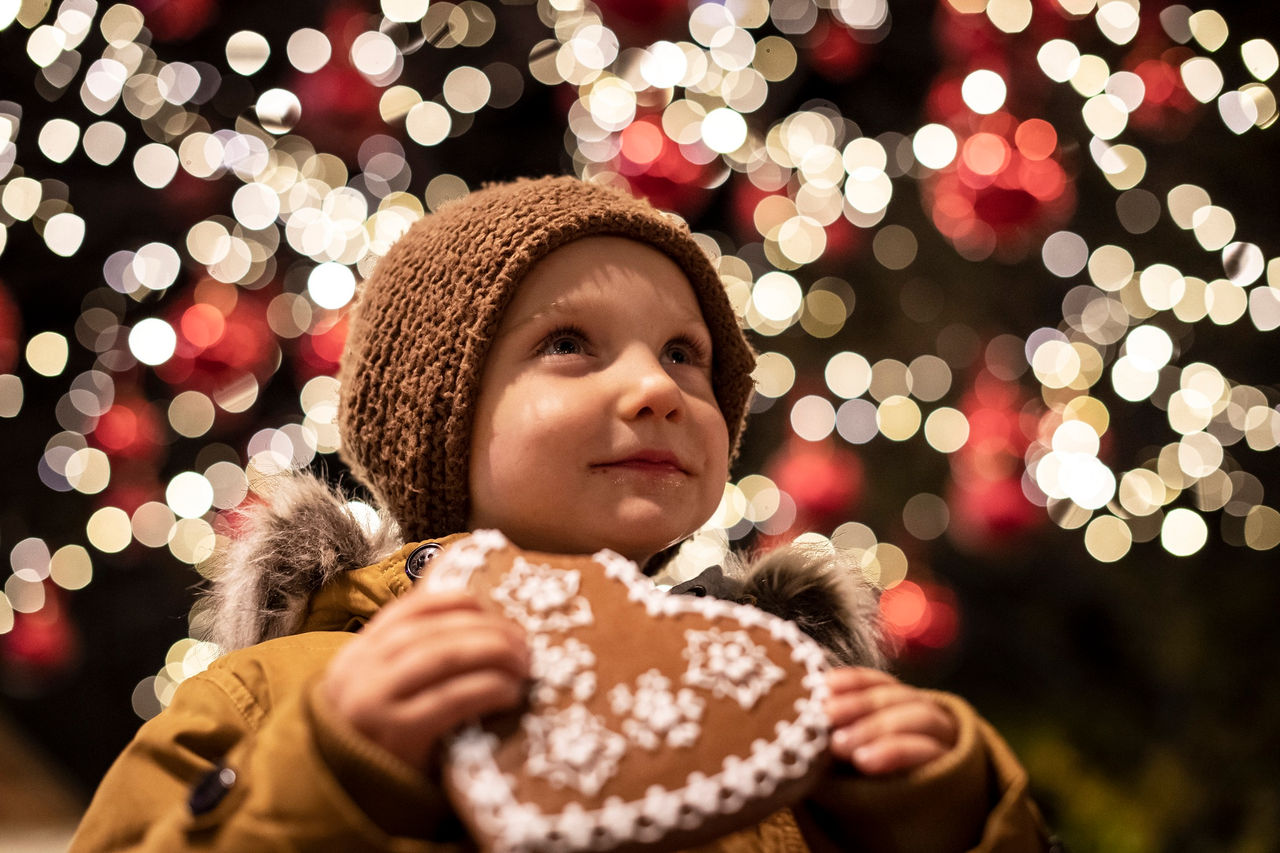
1;0;1278;848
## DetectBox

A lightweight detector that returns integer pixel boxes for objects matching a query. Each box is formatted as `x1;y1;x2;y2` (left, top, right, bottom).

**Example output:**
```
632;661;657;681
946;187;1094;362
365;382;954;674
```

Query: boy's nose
615;350;684;422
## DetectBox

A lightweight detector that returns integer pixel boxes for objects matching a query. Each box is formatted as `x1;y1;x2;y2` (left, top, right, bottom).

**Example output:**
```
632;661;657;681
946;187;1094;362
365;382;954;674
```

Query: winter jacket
70;475;1053;852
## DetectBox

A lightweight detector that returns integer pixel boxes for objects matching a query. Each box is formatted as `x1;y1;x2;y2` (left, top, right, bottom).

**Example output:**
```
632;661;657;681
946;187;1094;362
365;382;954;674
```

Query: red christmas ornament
100;466;165;517
292;312;348;382
767;439;865;531
0;280;19;374
92;394;165;460
879;578;960;653
287;5;385;162
1125;47;1202;139
945;368;1044;552
920;114;1076;262
821;212;864;262
134;0;217;42
946;473;1041;553
594;0;688;46
155;280;279;400
804;16;873;81
1;584;80;686
613;144;719;221
160;167;228;221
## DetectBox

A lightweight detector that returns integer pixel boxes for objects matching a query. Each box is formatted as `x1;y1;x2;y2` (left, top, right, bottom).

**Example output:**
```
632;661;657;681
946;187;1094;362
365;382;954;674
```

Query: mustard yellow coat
71;541;1052;852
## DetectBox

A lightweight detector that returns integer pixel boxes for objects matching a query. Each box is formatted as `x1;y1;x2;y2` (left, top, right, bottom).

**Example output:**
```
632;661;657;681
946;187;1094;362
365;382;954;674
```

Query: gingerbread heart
424;531;832;853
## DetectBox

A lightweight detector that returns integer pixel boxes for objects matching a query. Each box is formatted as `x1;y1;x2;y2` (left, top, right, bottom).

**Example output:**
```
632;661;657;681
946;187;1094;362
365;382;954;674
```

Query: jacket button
188;764;236;816
405;542;443;580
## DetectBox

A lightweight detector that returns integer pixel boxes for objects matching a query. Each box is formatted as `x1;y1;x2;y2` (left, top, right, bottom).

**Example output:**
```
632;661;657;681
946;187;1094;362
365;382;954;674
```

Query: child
71;177;1051;851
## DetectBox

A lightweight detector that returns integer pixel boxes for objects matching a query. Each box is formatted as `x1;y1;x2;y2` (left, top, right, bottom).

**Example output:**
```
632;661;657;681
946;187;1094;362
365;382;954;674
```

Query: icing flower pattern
680;627;785;710
530;635;597;705
522;704;628;797
491;556;593;633
608;669;705;751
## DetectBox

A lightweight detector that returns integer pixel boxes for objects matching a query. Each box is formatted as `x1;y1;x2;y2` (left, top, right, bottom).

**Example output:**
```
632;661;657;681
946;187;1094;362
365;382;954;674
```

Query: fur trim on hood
197;471;885;669
670;549;886;669
193;471;402;652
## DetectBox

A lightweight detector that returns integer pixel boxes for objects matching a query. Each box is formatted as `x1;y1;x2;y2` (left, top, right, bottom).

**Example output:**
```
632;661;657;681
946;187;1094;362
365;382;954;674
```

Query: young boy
71;177;1050;851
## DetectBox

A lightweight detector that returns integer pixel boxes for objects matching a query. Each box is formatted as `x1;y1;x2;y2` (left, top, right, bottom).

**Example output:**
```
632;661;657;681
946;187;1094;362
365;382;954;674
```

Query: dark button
188;765;236;816
405;542;443;580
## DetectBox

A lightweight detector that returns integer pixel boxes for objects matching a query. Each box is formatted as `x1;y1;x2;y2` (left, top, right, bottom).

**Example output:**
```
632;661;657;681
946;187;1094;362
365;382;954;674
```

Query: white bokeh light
128;318;177;366
308;262;357;309
961;69;1007;115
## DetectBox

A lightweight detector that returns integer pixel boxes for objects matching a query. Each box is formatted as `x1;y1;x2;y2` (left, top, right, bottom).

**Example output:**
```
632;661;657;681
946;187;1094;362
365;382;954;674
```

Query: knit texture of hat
338;176;757;541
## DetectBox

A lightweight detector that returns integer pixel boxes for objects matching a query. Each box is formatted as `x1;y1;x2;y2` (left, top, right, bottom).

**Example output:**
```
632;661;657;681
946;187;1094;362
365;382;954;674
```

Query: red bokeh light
880;579;961;651
962;132;1012;177
93;396;164;459
180;303;227;349
768;439;865;530
619;119;666;168
1014;118;1057;161
882;580;929;634
156;282;279;398
294;313;348;381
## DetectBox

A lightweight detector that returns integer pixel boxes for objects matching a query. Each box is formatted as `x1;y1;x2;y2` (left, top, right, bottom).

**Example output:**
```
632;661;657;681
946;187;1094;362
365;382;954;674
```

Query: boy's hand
824;667;958;775
321;587;530;770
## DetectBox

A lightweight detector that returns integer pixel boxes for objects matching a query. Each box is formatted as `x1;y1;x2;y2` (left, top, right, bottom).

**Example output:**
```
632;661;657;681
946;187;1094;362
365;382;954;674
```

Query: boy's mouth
592;450;687;475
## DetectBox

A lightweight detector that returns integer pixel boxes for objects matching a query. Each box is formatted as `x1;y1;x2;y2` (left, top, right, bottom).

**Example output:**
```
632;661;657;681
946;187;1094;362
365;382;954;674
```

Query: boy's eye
665;336;710;367
540;327;588;356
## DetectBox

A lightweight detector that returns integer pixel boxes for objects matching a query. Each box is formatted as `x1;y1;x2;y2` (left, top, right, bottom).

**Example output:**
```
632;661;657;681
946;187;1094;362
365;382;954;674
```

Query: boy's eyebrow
495;300;574;336
510;294;709;328
529;289;711;322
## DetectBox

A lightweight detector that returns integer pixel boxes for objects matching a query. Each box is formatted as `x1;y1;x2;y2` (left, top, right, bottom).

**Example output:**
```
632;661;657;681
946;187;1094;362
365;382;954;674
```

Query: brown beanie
338;176;757;541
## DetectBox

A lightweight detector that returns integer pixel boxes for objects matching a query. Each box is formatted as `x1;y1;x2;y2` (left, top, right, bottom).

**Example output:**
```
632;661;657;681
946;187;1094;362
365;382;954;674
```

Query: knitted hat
338;176;757;541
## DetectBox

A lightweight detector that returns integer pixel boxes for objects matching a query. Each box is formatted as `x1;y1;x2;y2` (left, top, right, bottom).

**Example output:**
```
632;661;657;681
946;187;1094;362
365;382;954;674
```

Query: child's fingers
361;608;527;667
829;700;956;758
824;682;925;729
329;612;528;716
846;732;950;775
377;619;531;697
354;668;528;767
404;669;529;744
825;666;898;693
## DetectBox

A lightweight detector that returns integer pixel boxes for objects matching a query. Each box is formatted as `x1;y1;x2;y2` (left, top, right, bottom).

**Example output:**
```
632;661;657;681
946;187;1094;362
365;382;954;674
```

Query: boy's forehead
525;285;705;321
508;239;708;323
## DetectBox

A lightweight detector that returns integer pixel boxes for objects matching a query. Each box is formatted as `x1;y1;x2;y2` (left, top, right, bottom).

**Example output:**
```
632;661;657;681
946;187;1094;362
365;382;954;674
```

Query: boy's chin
488;524;682;567
482;501;711;564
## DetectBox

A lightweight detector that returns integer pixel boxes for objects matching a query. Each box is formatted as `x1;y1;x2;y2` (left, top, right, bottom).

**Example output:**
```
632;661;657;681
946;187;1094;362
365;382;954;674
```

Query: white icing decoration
607;669;704;750
448;692;830;853
443;546;835;853
638;786;682;841
681;771;722;816
423;529;508;592
681;627;785;710
522;704;627;797
491;556;594;633
529;635;597;705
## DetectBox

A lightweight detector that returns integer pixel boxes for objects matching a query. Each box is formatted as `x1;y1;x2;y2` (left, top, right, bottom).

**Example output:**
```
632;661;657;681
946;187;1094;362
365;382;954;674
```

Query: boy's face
467;236;731;565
